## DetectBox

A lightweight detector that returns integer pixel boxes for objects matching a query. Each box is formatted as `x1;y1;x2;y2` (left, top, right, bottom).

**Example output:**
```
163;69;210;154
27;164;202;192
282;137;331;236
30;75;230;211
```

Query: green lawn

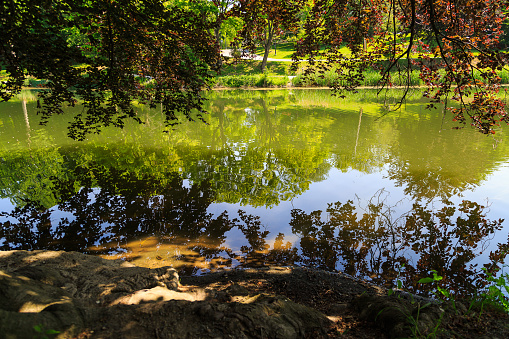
254;42;355;60
255;42;295;59
220;60;291;76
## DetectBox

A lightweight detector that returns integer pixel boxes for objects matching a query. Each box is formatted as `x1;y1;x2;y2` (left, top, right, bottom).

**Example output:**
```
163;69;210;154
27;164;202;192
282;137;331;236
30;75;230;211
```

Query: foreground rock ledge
0;250;446;338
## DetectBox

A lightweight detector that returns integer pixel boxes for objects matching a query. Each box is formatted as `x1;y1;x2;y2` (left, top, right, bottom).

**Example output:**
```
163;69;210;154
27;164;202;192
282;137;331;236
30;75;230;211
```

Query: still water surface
1;89;508;296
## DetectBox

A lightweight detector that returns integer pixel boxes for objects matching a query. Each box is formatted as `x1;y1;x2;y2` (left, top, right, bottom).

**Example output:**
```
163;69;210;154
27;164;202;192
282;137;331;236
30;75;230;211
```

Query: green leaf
437;286;451;298
418;277;434;284
432;272;443;281
421;302;432;309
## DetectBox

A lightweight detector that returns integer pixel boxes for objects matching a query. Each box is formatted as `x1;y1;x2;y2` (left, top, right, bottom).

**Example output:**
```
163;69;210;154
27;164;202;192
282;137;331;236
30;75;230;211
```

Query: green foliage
219;16;244;49
233;0;302;71
255;42;296;59
214;75;289;88
33;324;60;339
382;267;509;338
214;75;259;87
380;269;440;338
470;266;509;316
417;266;509;319
419;270;458;313
1;0;221;140
291;0;508;134
1;0;508;138
221;60;290;76
292;68;424;87
256;73;289;87
388;263;405;297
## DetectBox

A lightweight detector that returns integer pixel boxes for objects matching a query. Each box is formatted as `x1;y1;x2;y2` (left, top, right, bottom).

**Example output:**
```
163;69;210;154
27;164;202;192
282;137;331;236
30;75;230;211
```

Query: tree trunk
354;108;363;156
214;27;221;47
214;26;223;67
22;99;31;146
260;21;274;72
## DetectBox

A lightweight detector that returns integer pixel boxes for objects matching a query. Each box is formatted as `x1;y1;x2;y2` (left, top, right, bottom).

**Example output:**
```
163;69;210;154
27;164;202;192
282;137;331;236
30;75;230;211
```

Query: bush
214;74;289;88
291;68;424;87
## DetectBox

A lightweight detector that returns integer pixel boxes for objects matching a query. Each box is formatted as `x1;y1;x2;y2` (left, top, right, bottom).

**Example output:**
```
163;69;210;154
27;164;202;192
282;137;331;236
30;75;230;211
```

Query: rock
226;283;250;296
0;271;85;338
0;250;179;307
0;271;71;313
0;251;332;338
352;293;447;339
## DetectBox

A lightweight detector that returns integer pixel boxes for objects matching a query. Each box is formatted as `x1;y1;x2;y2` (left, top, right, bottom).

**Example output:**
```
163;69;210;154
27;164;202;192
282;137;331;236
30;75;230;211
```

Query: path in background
221;49;292;62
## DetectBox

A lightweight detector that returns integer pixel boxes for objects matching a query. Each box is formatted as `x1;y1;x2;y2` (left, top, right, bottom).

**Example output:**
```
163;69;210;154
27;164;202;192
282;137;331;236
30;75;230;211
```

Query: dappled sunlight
111;286;207;305
92;235;234;272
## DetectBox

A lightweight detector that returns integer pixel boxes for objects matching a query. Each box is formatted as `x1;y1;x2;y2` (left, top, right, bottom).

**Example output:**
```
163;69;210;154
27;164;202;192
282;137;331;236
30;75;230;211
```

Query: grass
220;60;290;76
253;42;353;60
291;68;425;87
255;42;296;59
382;265;509;338
7;51;509;91
375;265;509;338
227;43;509;89
213;73;289;88
215;59;291;88
498;68;509;84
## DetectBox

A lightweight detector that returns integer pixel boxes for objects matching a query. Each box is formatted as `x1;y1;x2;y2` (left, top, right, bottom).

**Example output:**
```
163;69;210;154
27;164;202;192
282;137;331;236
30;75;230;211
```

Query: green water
1;89;508;296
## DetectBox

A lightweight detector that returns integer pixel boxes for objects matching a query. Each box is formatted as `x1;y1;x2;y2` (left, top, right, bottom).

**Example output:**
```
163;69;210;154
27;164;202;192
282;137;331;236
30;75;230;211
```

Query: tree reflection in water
1;168;507;296
289;194;508;297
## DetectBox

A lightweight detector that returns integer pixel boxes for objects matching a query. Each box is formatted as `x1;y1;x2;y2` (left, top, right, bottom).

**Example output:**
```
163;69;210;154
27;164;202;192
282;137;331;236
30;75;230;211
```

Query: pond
1;89;508;297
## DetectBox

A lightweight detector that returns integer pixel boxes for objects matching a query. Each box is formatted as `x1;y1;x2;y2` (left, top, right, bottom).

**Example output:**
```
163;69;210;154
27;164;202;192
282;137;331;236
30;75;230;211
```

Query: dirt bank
1;250;507;338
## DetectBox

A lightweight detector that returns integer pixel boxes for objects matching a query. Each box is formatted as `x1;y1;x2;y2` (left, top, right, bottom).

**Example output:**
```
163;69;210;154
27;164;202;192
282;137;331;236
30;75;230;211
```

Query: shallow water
1;89;508;296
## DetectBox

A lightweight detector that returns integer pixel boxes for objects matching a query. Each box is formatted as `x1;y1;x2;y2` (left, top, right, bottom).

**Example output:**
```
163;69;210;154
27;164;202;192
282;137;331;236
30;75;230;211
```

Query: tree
207;0;243;65
0;0;221;140
209;0;238;43
2;0;509;137
289;197;508;297
233;0;304;71
290;0;509;134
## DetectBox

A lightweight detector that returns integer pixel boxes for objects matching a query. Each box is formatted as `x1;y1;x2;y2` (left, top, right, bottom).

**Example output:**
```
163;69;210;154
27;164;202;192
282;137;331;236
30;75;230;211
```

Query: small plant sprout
419;270;457;314
33;324;60;339
477;266;509;315
388;263;405;297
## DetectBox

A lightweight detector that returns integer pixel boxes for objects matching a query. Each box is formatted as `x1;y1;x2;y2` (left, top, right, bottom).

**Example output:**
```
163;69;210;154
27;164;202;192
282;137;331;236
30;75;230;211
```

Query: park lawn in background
249;37;445;60
255;42;295;59
254;42;356;60
220;60;290;76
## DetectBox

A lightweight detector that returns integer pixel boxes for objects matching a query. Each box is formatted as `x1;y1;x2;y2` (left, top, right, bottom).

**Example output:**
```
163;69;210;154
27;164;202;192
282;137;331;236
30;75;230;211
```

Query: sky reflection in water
1;89;509;297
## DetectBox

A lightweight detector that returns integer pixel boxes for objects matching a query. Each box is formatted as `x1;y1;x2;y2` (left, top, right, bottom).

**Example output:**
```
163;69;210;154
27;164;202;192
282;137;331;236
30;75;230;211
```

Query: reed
214;74;289;88
291;68;425;87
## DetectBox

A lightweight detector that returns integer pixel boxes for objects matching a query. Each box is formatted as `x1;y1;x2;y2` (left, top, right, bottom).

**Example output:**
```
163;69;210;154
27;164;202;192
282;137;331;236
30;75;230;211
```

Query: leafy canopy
288;0;509;134
1;0;221;140
2;0;509;137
